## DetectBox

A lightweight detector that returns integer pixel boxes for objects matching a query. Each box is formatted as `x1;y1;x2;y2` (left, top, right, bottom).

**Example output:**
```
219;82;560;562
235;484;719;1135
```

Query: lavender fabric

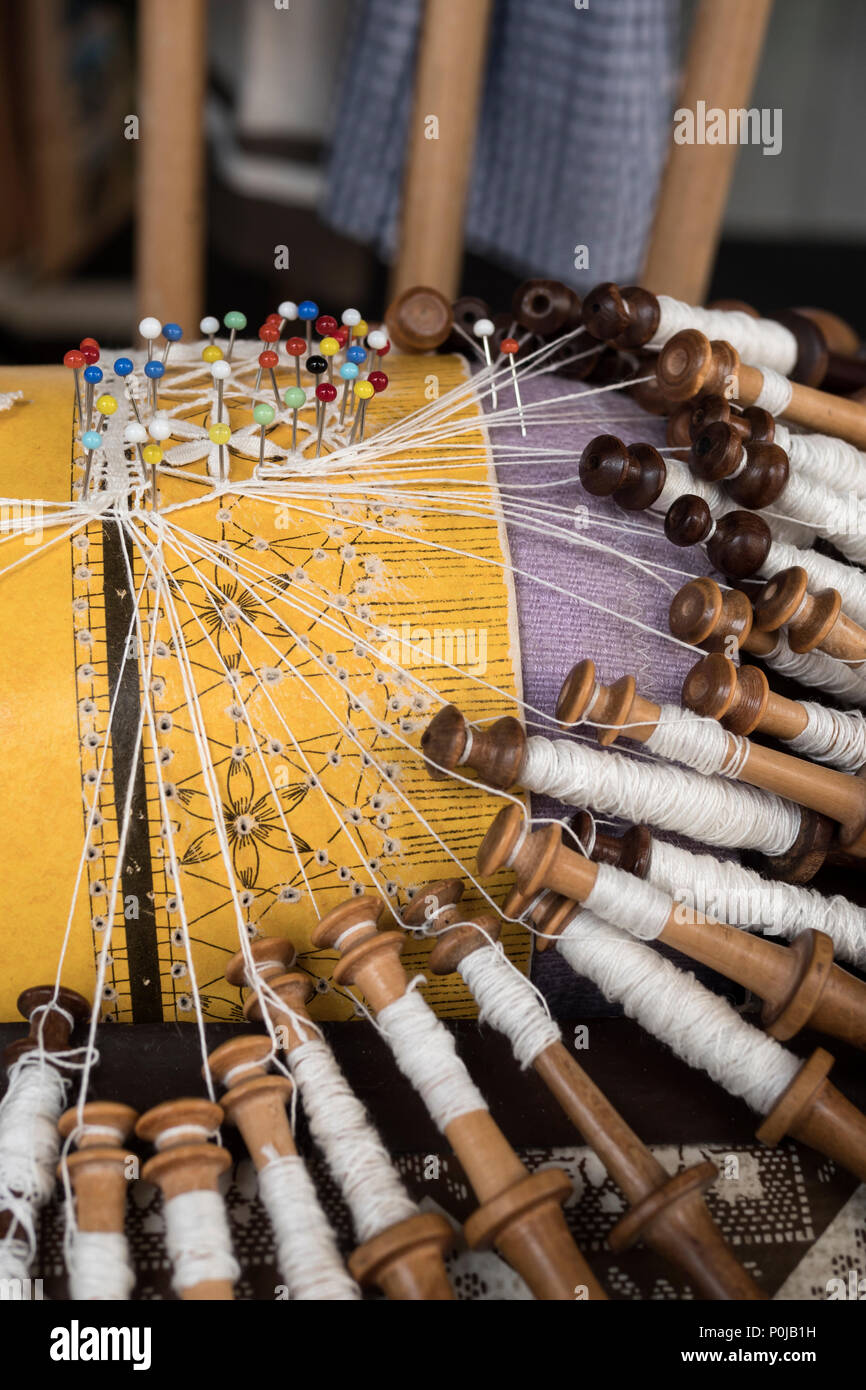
485;366;724;1012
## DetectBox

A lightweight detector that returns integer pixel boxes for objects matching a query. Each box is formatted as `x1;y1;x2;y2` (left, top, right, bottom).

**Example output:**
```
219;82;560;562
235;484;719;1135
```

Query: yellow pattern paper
0;354;524;1024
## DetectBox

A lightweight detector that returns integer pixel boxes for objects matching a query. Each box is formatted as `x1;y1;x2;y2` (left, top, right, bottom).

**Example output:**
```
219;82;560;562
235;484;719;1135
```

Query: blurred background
0;0;863;364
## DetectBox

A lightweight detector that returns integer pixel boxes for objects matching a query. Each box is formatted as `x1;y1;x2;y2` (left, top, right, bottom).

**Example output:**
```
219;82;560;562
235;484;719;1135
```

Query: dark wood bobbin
444;296;490;351
754;567;866;664
664;495;773;579
794;307;860;359
478;805;866;1054
228;941;455;1301
421;703;526;788
511;279;583;337
769;309;829;387
3;986;91;1067
683;653;810;741
385;285;454;353
569;810;653;879
57;1102;138;1243
687;394;775;447
624;352;672;416
579;436;668;510
694;431;790;510
311;897;606;1301
667;403;696;447
581;282;661;349
136;1097;235;1301
419;880;763;1300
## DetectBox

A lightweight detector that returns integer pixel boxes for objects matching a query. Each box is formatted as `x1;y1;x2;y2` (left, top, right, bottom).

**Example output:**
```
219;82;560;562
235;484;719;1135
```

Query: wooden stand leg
136;0;207;330
389;0;494;301
641;0;774;303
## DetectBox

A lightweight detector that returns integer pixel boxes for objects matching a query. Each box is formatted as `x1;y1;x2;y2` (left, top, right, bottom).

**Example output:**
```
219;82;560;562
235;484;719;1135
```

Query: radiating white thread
0;1055;68;1270
458;946;561;1068
0;1238;31;1283
557;910;800;1115
648;835;866;970
787;703;866;772
67;1231;135;1300
521;735;800;854
765;631;866;707
753;368;794;416
762;538;866;630
257;1152;360;1300
647;298;798;376
376;990;488;1132
287;1038;418;1242
776;422;866;500
585;860;671;941
163;1189;240;1294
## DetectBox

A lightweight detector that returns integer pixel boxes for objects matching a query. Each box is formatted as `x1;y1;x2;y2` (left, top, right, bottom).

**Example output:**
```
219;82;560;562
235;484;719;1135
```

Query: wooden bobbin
685;394;775;447
3;985;90;1067
136;1098;234;1301
691;426;790;510
581;282;661;349
511;279;583;337
520;885;866;1186
207;1035;296;1171
311;897;606;1301
226;939;455;1301
416;879;763;1300
656;329;866;449
795;307;860;360
478;805;866;1053
578;436;671;510
57;1102;137;1250
669;576;778;658
385;286;454;353
754;567;866;664
421;702;526;788
556;658;866;857
683;653;810;741
664;493;773;579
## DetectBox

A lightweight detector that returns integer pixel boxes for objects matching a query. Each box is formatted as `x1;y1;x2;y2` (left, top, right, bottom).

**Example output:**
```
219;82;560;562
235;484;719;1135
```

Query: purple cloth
485;367;725;1013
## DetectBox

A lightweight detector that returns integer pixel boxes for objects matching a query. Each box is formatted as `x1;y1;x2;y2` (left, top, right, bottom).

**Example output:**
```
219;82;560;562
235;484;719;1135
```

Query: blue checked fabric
322;0;679;289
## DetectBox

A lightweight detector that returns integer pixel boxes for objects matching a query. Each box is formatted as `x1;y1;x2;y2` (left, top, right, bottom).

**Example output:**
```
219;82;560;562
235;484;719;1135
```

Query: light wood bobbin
416;879;763;1300
421;702;526;788
227;939;455;1301
656;329;866;449
57;1102;137;1249
312;897;607;1301
478;805;866;1054
556;658;866;860
522;887;866;1187
683;653;810;740
669;576;778;658
385;285;454;353
755;567;866;663
136;1098;234;1300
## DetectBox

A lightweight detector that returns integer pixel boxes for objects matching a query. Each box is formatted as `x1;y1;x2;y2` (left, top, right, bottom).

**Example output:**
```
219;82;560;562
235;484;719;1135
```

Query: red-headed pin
500;337;526;436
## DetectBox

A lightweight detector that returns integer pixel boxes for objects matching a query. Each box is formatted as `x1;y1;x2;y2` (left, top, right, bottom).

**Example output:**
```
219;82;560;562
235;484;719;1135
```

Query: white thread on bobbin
0;1054;69;1275
162;1189;240;1294
557;909;800;1115
67;1230;135;1301
648;298;798;376
153;1123;217;1150
458;946;561;1069
775;423;866;501
770;468;866;566
288;1037;418;1243
752;368;794;416
648;835;866;970
765;632;866;708
257;1150;360;1300
653;457;813;549
585;860;671;941
646;704;751;779
786;703;866;773
376;989;488;1132
520;735;800;855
